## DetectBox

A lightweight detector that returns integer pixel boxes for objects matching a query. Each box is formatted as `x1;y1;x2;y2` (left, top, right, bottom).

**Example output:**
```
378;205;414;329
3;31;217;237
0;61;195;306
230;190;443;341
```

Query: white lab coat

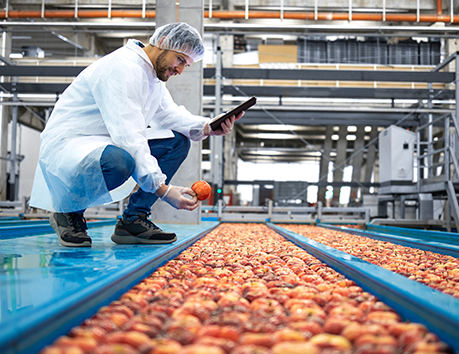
29;39;210;213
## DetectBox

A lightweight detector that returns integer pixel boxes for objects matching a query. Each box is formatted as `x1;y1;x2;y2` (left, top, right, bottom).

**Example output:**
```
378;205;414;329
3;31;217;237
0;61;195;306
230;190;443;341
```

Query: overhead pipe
0;9;457;23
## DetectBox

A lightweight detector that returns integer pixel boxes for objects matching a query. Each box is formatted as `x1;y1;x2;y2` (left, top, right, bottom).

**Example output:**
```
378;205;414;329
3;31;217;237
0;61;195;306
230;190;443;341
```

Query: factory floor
0;218;218;354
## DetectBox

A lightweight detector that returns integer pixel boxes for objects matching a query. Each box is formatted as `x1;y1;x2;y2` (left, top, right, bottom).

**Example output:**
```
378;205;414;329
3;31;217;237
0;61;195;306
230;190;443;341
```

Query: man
29;22;241;247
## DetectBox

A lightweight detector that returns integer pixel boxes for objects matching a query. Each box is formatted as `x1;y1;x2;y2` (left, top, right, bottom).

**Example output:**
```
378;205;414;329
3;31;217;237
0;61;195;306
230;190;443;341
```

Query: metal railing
416;111;459;230
203;200;370;224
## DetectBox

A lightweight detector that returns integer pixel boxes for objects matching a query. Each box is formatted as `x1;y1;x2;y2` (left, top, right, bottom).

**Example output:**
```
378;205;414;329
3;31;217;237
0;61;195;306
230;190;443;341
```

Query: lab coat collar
126;39;159;80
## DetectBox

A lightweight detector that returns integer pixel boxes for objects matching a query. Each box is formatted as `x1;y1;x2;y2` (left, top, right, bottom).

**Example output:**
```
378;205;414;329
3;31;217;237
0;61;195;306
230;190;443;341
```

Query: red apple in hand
192;181;212;201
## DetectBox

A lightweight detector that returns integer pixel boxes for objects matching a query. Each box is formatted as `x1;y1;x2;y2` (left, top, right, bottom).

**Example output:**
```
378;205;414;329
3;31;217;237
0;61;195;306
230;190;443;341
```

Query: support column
332;125;348;204
221;34;237;203
0;107;7;200
364;126;379;194
351;126;365;202
0;30;12;201
150;0;204;224
318;125;333;203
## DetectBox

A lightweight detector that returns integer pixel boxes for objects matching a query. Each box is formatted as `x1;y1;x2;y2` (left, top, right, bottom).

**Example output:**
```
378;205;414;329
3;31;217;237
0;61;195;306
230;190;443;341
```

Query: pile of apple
283;225;459;299
41;224;452;354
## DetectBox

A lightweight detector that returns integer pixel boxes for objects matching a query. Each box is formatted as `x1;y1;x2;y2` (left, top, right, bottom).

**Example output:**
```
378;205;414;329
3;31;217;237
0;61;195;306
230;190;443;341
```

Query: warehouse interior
1;0;459;353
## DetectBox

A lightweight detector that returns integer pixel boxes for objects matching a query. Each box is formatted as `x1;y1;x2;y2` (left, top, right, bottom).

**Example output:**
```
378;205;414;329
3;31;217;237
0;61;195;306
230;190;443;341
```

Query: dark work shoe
111;214;177;244
49;212;92;247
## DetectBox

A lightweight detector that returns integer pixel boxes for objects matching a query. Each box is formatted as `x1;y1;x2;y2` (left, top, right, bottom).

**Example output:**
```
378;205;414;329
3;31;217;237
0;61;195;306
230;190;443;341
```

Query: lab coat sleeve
88;61;166;194
154;88;211;141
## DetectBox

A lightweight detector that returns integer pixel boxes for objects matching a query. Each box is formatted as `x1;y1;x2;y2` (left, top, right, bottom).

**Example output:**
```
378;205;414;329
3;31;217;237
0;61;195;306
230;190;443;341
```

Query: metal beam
224;180;380;188
0;66;450;83
0;82;70;93
0;66;85;77
204;68;455;83
0;66;451;86
204;85;455;100
218;110;427;127
2;83;453;99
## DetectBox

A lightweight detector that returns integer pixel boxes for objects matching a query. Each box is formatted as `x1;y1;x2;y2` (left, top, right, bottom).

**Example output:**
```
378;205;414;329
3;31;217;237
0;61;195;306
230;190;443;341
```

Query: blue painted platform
0;219;218;354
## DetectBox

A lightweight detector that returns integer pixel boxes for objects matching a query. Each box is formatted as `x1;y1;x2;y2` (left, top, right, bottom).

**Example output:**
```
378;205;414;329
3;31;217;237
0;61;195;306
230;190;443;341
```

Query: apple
230;345;274;354
197;325;241;342
91;344;138;354
191;181;212;201
322;318;354;335
364;311;400;325
288;321;322;336
388;322;427;338
68;326;107;341
39;348;84;354
193;336;236;353
353;343;397;354
354;334;397;348
102;331;151;348
54;336;97;352
271;341;319;354
309;333;352;351
179;344;225;354
341;322;388;342
273;328;309;342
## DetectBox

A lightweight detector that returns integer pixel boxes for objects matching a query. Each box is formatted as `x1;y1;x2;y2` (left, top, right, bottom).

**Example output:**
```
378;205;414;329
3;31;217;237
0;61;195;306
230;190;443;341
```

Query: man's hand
205;110;245;136
156;185;199;210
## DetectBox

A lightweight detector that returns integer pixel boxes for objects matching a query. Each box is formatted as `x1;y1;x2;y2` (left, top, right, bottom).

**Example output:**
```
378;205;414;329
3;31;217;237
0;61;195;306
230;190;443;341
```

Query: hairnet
149;22;205;62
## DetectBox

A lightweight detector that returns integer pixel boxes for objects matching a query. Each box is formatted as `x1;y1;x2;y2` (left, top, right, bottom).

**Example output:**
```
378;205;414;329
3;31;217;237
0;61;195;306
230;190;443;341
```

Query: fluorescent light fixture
346;135;357;141
9;53;23;59
331;134;339;140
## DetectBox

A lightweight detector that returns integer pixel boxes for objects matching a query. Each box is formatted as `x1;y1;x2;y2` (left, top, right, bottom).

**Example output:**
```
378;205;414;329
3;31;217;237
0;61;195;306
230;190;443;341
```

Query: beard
155;51;173;82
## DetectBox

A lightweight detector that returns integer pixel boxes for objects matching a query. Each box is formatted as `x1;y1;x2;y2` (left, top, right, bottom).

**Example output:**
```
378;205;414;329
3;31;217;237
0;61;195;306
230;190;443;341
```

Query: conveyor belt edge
367;224;459;245
318;223;459;258
268;223;459;352
0;222;220;354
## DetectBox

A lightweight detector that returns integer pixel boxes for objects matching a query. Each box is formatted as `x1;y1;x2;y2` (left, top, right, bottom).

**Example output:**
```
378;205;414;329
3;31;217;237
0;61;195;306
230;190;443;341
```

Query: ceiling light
347;135;357;141
331;134;339;140
9;53;23;59
347;126;357;132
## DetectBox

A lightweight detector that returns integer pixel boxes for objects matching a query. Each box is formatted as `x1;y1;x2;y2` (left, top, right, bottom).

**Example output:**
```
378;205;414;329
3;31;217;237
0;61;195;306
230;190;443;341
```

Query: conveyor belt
0;219;218;354
269;223;459;352
318;223;459;258
3;220;459;353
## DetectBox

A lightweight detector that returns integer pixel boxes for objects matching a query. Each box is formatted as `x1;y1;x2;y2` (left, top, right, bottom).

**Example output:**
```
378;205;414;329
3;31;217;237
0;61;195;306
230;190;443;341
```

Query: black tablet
210;96;257;131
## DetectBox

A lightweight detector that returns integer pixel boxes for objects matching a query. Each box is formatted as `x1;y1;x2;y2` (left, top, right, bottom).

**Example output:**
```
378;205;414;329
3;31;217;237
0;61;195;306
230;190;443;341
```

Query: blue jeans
98;131;190;219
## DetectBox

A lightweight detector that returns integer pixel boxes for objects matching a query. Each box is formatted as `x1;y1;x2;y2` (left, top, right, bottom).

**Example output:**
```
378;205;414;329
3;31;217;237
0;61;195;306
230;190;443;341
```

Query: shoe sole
111;233;177;244
49;214;92;248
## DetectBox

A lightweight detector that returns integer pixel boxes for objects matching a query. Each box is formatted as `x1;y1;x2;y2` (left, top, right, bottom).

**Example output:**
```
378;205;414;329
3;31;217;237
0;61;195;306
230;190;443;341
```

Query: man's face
155;50;193;82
